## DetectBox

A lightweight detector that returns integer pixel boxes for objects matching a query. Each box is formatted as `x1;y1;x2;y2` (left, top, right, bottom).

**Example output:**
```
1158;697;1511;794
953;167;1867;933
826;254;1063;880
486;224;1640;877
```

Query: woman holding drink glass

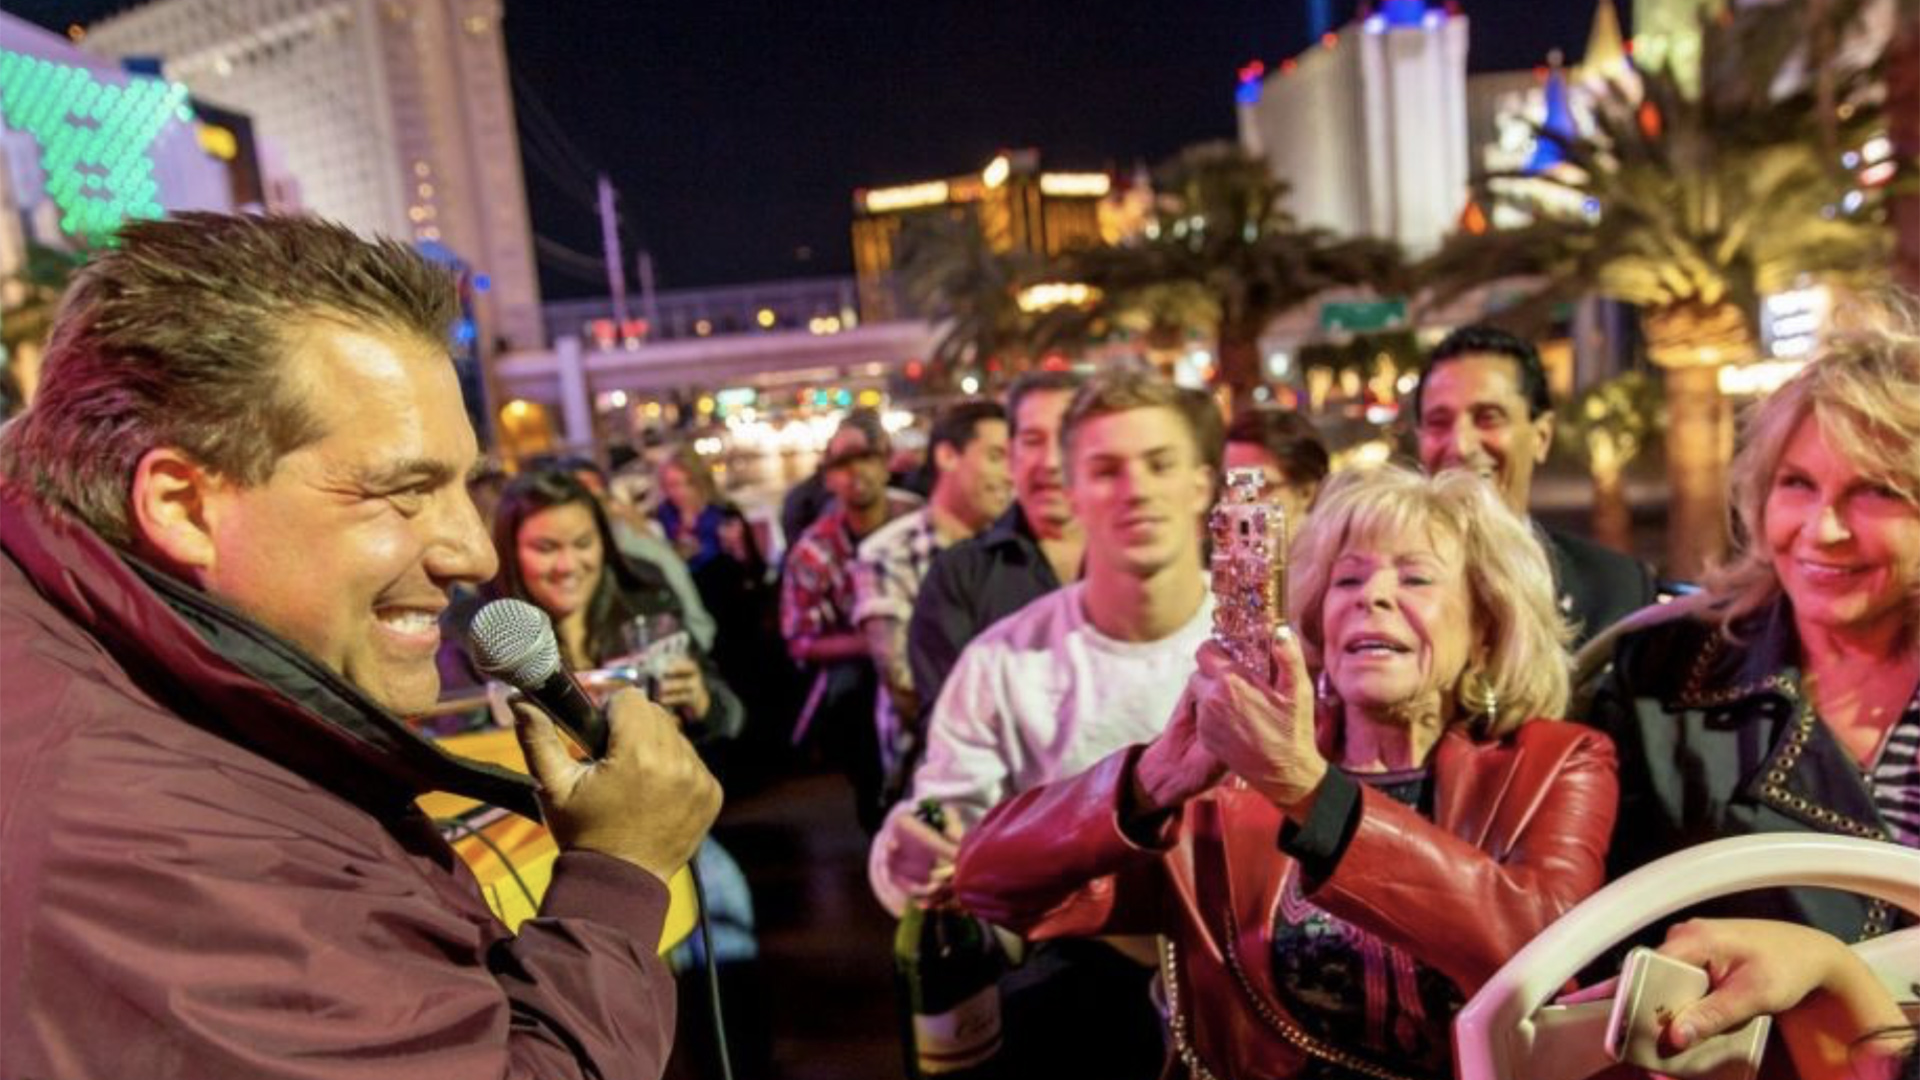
442;469;742;739
954;466;1618;1080
440;468;765;1073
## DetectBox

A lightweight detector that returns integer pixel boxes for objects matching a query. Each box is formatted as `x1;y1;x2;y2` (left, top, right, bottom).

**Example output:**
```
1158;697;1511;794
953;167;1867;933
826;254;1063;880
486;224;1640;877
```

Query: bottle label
914;985;1002;1074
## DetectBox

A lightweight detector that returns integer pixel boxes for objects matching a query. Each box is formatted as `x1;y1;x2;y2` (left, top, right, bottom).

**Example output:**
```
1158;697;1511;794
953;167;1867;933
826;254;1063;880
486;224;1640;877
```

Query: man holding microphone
0;213;718;1079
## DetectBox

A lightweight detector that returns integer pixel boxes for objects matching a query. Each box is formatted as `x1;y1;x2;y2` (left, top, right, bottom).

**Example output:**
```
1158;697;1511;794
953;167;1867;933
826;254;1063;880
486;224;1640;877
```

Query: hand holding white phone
1605;946;1770;1080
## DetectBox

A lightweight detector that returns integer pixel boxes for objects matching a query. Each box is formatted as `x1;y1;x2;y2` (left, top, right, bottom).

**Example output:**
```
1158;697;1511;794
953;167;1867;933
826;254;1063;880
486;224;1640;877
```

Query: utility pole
635;249;661;331
597;173;630;326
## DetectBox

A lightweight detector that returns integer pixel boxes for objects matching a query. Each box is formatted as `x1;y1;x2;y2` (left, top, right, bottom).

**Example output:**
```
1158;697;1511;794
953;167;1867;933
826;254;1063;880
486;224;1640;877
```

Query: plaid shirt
852;506;948;782
852;507;942;629
780;492;921;649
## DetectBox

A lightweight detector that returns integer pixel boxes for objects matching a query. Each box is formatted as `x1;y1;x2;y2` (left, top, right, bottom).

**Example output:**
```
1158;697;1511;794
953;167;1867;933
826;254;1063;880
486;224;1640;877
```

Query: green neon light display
0;49;196;245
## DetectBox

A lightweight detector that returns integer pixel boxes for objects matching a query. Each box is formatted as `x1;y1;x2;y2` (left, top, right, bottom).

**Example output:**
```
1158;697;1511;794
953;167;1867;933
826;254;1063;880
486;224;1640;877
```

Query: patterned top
779;492;921;648
1868;687;1920;849
852;507;943;628
852;508;946;764
1272;767;1458;1080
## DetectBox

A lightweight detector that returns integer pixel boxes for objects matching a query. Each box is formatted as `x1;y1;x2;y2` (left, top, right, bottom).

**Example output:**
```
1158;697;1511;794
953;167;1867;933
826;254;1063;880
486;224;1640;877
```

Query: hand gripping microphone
467;598;610;758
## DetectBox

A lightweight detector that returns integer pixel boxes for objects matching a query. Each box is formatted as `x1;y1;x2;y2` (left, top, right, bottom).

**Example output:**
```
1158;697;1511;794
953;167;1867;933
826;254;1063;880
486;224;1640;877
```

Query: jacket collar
981;503;1040;551
1220;727;1478;886
1674;597;1802;708
1665;595;1894;889
0;484;541;821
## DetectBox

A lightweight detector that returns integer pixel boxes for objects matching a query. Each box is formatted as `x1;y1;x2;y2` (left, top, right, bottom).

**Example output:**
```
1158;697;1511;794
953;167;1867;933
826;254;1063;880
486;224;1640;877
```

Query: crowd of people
1;211;1914;1080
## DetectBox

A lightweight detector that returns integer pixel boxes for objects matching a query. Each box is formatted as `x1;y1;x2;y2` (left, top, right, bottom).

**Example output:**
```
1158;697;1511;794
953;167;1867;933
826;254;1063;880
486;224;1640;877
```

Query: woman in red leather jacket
954;466;1619;1080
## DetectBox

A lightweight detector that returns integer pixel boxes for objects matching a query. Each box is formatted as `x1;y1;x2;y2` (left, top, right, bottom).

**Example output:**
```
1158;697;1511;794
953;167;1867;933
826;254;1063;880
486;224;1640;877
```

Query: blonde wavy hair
1287;465;1573;736
1704;316;1920;639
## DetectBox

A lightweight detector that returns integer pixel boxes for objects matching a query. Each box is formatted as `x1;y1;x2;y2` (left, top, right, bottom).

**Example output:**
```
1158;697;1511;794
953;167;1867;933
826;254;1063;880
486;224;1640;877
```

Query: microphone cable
687;854;736;1080
443;816;735;1080
438;816;540;912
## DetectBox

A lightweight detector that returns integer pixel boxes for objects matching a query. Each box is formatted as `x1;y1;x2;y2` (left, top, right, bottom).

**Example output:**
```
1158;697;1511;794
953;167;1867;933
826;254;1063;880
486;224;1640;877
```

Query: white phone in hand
1604;946;1769;1080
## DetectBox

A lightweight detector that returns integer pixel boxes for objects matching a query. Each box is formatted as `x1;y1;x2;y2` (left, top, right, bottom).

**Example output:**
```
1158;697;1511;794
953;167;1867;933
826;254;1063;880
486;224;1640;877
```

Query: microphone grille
468;598;562;688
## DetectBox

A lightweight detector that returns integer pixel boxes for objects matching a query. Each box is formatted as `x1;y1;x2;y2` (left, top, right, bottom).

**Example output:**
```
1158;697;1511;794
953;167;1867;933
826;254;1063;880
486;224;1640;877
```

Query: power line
507;62;647;256
509;68;601;188
521;140;601;213
533;233;613;284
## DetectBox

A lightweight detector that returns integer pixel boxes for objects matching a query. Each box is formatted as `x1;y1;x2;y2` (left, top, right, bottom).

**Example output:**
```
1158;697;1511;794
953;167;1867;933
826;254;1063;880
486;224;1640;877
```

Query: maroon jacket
0;486;676;1080
954;722;1618;1080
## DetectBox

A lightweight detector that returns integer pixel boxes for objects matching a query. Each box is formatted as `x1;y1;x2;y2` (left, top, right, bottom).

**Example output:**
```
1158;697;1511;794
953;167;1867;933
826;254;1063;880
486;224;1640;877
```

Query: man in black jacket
906;372;1085;711
1413;325;1656;644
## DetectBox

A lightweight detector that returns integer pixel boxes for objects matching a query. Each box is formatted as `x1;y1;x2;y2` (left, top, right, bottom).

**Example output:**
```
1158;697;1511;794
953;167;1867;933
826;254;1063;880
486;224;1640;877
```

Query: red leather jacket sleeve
1305;723;1619;995
953;746;1169;937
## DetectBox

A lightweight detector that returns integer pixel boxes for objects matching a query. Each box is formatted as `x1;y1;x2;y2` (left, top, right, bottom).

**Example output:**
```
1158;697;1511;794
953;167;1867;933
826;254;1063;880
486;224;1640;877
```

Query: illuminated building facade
83;0;544;349
1235;0;1470;257
0;14;247;244
1;11;268;405
850;149;1112;322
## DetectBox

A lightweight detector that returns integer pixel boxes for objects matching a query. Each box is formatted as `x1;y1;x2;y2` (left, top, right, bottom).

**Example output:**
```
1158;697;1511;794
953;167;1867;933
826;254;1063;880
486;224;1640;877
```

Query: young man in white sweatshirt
870;369;1220;1079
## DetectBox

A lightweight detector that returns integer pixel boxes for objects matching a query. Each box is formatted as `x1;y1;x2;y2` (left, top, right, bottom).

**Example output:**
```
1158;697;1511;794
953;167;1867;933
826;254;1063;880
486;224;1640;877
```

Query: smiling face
1766;416;1920;645
195;322;497;715
823;428;887;512
941;417;1013;529
1416;354;1554;516
1011;388;1075;533
515;501;607;623
1320;526;1476;727
1066;405;1213;580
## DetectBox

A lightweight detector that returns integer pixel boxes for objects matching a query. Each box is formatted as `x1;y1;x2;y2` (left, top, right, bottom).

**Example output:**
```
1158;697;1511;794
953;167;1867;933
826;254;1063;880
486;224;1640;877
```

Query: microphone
467;598;610;758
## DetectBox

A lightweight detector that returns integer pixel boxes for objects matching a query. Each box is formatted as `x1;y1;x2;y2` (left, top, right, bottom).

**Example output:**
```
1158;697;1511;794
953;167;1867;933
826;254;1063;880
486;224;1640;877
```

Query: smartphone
1605;946;1768;1080
635;629;692;697
1209;467;1288;682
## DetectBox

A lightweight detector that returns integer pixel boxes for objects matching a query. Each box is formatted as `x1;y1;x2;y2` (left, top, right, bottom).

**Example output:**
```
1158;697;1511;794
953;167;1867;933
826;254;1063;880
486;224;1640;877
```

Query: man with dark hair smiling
906;371;1086;711
1413;323;1656;643
854;399;1011;797
0;213;718;1080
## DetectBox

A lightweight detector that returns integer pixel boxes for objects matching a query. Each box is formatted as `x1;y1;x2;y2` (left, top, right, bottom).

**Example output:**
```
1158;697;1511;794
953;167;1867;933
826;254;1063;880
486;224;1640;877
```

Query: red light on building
905;359;925;380
1041;354;1070;372
1638;101;1662;139
1321;32;1338;48
1281;58;1299;74
1460;199;1489;236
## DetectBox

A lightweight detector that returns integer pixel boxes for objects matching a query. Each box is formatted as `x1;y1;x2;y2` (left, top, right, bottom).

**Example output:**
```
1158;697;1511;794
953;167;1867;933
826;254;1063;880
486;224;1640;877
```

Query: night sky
13;0;1603;297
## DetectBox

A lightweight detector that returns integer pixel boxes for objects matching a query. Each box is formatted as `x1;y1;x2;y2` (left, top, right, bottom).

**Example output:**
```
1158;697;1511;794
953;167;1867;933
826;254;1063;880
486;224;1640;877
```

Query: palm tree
891;210;1045;392
1556;370;1662;551
1892;0;1920;292
1421;0;1901;577
1;243;84;418
1046;142;1406;407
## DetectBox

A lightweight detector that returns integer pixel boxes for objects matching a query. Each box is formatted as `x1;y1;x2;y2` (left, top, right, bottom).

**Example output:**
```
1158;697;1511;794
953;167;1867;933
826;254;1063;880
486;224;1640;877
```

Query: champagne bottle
893;799;1004;1078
